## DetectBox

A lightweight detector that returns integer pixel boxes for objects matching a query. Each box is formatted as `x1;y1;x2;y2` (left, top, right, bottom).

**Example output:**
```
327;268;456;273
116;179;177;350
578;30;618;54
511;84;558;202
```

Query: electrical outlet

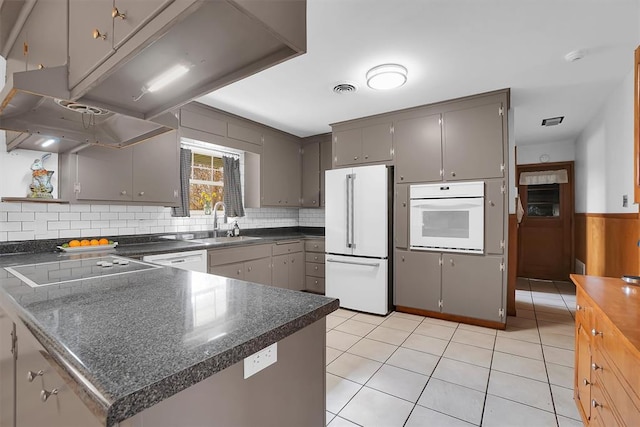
623;195;628;208
244;343;277;379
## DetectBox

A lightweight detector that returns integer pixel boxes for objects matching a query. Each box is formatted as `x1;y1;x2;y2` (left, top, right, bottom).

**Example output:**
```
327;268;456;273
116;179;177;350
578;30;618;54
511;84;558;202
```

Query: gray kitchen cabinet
227;122;262;147
394;113;442;183
68;0;115;88
395;184;409;249
19;0;68;71
441;254;504;322
301;142;320;208
333;123;392;167
132;131;179;204
442;101;505;181
14;321;102;427
272;241;304;290
0;308;14;427
61;131;179;205
72;144;134;202
485;180;505;255
244;257;272;286
210;262;245;280
208;244;273;286
112;0;173;48
262;132;301;207
320;138;332;207
395;249;441;312
304;238;325;293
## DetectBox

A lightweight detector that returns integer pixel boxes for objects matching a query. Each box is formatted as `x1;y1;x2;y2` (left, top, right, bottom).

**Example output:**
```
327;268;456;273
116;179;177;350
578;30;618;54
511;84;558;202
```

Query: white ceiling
198;0;640;146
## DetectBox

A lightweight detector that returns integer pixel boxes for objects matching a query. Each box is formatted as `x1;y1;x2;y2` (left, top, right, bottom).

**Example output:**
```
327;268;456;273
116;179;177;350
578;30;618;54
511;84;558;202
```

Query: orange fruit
90;239;100;246
80;240;90;247
69;240;80;247
99;238;109;245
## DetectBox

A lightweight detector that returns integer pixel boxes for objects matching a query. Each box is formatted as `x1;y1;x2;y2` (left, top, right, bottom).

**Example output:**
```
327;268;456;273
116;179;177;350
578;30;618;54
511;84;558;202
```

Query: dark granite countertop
0;247;337;426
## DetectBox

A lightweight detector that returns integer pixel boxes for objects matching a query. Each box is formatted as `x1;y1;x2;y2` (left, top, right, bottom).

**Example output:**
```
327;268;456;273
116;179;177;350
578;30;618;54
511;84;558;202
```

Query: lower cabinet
272;241;304;291
11;320;101;427
395;250;440;312
305;239;325;294
395;249;505;323
208;245;272;286
0;307;14;427
573;283;640;427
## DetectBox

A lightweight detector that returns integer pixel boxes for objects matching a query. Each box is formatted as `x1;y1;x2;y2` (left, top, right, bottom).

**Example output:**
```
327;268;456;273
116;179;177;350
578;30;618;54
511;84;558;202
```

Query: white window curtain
519;169;568;185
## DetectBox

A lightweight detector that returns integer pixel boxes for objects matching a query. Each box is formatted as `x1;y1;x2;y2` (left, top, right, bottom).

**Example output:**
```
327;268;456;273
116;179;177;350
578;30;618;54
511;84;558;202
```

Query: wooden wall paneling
507;214;517;316
574;213;639;278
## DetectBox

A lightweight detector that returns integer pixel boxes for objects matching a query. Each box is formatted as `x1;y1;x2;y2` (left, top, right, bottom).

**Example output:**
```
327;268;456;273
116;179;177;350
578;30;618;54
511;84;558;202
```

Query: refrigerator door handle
346;174;351;248
349;173;355;249
327;259;380;267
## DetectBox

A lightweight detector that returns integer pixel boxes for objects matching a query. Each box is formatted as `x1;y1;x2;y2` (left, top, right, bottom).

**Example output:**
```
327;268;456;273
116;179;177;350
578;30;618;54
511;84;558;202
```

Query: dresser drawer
575;289;591;330
305;240;325;253
272;241;304;256
305;276;325;294
305;253;324;264
591;378;623;427
306;262;325;278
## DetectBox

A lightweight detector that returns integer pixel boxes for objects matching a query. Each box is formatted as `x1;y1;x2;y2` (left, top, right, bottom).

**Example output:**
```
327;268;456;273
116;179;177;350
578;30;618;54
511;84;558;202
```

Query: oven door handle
411;202;482;210
327;259;380;267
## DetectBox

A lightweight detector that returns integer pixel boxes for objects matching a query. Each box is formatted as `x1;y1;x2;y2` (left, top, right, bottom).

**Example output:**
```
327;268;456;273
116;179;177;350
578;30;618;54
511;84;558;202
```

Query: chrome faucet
212;201;227;236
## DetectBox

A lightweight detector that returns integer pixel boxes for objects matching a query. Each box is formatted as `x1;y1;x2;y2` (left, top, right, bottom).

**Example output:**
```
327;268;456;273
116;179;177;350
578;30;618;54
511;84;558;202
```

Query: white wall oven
410;182;484;254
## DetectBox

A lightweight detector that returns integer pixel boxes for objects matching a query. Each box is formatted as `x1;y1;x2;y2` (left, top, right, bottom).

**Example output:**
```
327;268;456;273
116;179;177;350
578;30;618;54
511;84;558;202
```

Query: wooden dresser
570;275;640;426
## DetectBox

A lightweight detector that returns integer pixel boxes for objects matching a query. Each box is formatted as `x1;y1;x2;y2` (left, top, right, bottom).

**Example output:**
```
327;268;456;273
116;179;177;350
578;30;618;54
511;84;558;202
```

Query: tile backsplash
0;202;325;242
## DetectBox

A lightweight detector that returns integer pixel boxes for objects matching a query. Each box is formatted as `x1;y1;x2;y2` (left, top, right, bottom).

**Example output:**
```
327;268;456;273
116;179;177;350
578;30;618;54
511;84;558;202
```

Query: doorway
517;162;574;281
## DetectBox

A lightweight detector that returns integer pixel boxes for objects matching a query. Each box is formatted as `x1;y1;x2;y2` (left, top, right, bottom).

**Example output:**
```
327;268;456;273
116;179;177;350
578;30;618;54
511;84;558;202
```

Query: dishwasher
142;250;208;273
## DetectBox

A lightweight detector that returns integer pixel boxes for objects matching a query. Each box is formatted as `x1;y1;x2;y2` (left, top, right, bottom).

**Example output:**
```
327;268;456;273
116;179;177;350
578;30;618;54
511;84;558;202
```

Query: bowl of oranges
58;238;117;252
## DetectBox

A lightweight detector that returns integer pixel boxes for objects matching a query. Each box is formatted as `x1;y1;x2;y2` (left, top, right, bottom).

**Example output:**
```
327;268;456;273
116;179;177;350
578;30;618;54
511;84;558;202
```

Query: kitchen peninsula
0;249;337;427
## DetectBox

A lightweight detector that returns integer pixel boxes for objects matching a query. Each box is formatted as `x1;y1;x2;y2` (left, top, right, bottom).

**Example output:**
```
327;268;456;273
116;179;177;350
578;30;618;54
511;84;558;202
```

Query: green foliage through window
189;151;224;211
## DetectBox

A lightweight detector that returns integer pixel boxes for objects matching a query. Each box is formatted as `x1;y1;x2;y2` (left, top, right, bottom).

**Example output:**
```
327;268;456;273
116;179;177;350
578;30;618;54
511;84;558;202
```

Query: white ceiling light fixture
41;138;57;148
366;64;408;90
146;64;190;93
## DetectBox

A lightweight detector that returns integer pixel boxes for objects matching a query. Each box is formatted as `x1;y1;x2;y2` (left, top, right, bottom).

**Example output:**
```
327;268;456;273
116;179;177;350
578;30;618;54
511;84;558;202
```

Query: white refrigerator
325;164;391;315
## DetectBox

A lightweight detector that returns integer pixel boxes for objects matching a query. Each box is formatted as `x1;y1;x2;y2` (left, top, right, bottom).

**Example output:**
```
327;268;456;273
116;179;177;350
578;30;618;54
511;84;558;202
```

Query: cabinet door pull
120;190;127;196
451;171;456;177
591;328;603;337
237;270;241;275
92;29;107;40
591;399;601;408
138;191;145;196
40;388;58;402
27;370;44;382
354;156;358;161
591;363;602;371
583;378;590;386
450;259;454;266
112;7;126;19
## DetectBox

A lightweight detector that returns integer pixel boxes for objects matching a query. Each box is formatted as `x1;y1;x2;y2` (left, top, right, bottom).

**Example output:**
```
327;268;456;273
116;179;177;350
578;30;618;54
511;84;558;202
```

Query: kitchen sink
189;236;262;245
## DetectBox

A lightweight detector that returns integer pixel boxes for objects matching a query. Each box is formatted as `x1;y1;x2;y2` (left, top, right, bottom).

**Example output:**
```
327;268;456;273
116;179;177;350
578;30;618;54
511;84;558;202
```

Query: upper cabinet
112;0;173;48
394;113;442;183
442;101;505;181
331;90;508;184
333;122;393;167
59;131;180;205
320;137;332;207
301;142;320;208
68;0;116;88
262;131;301;207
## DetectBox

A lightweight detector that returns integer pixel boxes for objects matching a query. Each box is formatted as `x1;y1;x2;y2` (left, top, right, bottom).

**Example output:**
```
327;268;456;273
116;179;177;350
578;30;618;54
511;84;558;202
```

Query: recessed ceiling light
541;116;564;127
41;138;57;147
366;64;407;90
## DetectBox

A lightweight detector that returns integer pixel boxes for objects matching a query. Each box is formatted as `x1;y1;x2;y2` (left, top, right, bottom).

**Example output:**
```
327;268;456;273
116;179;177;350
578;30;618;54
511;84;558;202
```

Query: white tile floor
325;278;583;427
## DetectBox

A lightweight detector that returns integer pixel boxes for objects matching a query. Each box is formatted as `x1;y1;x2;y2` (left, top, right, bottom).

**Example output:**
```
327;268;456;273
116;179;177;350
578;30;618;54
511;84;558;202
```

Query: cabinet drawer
305;276;325;294
593;313;640;407
592;346;640;424
272;241;304;256
305;253;325;264
306;262;325;278
305;239;325;253
209;244;271;266
575;290;591;330
591;378;623;427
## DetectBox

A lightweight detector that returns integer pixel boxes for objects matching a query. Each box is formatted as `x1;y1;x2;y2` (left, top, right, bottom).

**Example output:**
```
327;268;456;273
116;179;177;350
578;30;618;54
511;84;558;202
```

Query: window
526;184;560;217
189;150;224;211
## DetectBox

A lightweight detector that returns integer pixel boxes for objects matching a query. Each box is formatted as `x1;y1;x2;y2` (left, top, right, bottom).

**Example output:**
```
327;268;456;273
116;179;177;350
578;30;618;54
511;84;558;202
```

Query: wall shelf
1;197;69;204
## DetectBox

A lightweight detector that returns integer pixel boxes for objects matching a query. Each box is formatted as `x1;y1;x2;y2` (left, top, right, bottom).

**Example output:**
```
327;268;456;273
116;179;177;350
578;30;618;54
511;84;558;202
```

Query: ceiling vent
541;116;564;127
333;83;357;94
